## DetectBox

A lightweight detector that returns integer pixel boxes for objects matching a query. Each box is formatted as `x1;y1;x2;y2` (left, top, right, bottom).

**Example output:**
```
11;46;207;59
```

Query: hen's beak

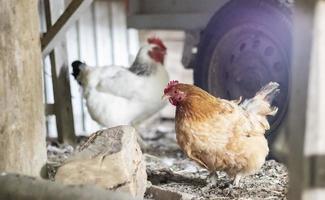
161;94;169;100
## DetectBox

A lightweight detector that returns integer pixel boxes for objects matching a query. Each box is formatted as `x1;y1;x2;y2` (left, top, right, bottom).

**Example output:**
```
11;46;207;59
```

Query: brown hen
163;81;279;186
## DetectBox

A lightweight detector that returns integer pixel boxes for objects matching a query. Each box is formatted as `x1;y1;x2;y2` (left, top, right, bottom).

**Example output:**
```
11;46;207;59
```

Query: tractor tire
194;0;293;159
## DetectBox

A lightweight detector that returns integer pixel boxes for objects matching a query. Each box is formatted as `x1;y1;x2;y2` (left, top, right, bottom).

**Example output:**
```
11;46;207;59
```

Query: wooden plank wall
40;0;139;137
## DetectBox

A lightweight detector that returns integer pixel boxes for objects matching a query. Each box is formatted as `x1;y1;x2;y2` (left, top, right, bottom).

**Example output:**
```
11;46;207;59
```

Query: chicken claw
202;172;218;191
233;174;242;187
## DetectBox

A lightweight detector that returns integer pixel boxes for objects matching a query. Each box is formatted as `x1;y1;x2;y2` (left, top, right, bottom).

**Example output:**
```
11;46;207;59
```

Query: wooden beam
126;0;228;30
287;0;318;200
127;13;212;30
128;0;227;15
41;0;93;57
44;0;77;145
127;0;140;16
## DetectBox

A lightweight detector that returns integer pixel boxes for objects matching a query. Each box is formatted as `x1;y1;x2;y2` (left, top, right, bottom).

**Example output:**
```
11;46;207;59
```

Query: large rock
55;126;147;199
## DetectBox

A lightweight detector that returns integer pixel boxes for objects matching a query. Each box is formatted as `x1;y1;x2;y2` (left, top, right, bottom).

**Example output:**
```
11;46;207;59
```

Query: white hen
72;37;169;128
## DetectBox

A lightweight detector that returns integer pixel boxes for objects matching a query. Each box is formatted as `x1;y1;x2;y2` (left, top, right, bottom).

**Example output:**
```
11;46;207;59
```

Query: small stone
55;126;147;199
146;185;195;200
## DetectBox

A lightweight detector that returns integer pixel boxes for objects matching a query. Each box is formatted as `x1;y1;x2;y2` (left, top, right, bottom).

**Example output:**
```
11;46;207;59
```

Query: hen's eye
178;97;182;101
174;91;177;94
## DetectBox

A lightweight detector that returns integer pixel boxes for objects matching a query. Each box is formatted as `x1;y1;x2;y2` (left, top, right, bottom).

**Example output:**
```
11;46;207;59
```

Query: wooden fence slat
127;29;140;64
78;3;101;133
94;1;114;66
64;0;84;135
111;1;129;66
66;21;85;135
40;0;57;137
44;0;77;144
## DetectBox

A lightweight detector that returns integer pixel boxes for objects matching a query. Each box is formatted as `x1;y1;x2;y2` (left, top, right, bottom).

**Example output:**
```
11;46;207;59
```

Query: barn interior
0;0;324;199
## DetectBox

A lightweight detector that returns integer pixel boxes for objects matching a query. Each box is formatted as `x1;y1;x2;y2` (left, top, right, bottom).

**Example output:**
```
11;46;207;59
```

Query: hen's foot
219;175;242;190
232;174;242;187
221;181;240;196
202;172;218;191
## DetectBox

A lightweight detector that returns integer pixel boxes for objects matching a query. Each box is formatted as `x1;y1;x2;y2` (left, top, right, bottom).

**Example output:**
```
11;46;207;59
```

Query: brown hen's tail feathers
256;82;280;104
240;82;280;116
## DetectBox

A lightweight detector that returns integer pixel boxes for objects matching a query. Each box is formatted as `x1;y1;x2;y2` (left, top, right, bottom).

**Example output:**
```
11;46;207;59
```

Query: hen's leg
233;174;242;187
203;172;218;191
220;174;243;195
208;172;218;185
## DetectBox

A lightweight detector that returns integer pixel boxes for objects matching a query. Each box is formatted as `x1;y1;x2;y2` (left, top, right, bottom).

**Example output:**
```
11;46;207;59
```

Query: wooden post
44;0;77;144
287;0;318;199
302;1;325;199
0;0;47;176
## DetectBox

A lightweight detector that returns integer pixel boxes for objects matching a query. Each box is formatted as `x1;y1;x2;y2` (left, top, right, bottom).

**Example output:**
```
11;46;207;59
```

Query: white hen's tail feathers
240;82;280;116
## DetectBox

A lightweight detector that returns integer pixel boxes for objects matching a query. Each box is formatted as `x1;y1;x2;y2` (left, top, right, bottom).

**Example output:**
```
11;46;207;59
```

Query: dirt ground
47;118;288;200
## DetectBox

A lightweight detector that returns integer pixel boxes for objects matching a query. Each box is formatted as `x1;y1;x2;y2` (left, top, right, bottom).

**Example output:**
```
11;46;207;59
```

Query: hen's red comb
168;80;179;86
164;80;179;94
148;37;167;51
